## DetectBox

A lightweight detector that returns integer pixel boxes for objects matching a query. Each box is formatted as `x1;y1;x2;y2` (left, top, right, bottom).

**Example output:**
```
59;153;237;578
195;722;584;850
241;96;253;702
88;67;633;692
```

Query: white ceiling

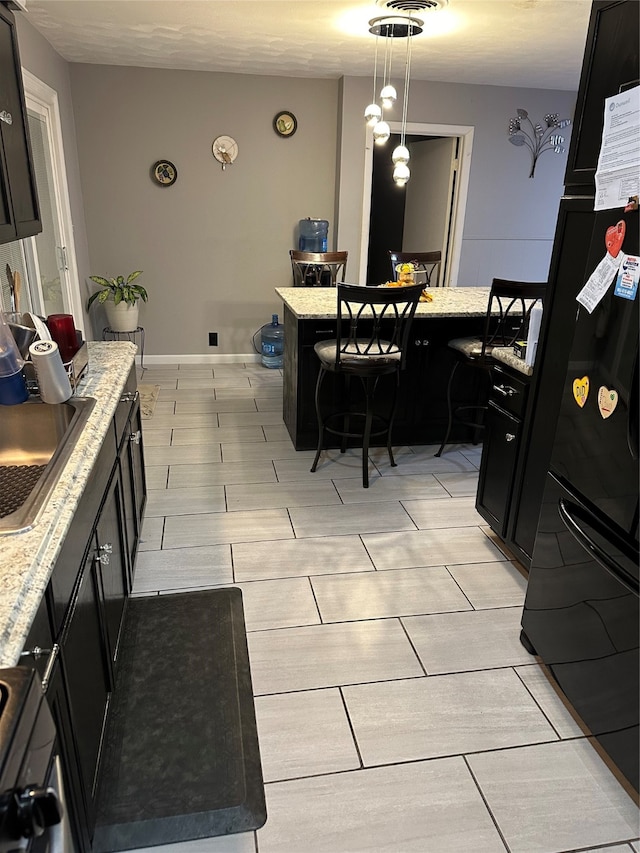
21;0;592;91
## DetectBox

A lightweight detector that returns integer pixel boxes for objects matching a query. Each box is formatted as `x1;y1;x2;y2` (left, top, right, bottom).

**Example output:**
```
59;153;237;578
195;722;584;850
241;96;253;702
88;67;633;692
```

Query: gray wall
68;64;339;356
337;76;576;287
14;15;576;357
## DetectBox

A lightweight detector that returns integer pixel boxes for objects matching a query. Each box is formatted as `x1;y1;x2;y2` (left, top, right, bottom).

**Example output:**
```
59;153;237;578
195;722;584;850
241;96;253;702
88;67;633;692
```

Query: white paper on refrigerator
594;85;640;211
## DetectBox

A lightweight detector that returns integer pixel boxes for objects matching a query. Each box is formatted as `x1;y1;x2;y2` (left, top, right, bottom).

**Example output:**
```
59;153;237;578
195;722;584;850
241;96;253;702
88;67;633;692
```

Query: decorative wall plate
151;160;177;186
273;111;297;138
212;136;238;169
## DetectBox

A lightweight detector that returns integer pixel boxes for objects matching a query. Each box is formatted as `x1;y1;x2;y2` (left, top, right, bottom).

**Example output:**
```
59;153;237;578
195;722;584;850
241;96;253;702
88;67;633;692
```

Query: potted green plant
87;271;147;333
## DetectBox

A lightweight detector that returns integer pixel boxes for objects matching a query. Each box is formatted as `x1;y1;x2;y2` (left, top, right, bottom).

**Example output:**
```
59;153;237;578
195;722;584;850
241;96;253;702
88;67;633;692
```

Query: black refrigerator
520;0;639;794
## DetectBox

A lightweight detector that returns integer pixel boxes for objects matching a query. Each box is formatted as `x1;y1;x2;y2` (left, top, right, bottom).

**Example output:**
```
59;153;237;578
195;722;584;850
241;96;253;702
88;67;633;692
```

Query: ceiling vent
376;0;448;12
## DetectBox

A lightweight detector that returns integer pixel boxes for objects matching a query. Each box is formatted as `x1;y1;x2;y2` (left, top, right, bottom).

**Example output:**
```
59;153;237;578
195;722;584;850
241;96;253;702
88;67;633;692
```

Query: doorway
360;121;473;287
0;70;83;323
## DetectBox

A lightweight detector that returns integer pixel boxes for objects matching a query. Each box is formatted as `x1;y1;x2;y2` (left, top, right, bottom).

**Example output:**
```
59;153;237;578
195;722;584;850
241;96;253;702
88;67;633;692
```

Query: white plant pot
105;301;140;333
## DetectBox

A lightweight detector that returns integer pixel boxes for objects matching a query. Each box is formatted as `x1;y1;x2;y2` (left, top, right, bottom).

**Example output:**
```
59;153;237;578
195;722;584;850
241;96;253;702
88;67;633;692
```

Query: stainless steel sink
0;397;96;534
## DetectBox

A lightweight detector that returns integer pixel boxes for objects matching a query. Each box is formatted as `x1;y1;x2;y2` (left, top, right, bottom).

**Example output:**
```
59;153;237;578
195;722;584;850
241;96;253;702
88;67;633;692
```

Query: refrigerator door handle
558;498;639;595
627;349;639;461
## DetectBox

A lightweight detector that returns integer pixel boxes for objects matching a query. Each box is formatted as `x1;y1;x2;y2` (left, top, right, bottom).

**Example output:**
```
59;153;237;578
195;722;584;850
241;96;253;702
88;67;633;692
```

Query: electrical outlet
208;332;218;346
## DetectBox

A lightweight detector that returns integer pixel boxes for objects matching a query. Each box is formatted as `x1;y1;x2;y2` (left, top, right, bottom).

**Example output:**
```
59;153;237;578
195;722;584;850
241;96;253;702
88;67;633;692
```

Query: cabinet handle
121;391;136;403
494;384;517;397
130;430;141;444
0;110;13;125
20;645;52;661
505;432;516;442
41;644;60;692
97;542;112;565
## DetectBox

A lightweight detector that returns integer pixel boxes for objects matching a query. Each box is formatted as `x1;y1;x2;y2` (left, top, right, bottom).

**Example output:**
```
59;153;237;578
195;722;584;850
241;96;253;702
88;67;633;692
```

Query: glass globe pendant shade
364;103;382;127
372;121;391;145
392;144;410;164
393;162;410;185
380;84;397;110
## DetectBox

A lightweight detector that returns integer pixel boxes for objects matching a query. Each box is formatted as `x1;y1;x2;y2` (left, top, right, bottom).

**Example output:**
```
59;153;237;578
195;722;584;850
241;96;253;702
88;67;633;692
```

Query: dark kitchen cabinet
60;550;111;830
0;2;41;244
476;402;521;537
476;362;533;564
19;589;52;682
116;374;147;586
20;594;93;852
564;0;640;191
95;468;128;676
283;306;485;450
45;658;93;853
19;367;147;851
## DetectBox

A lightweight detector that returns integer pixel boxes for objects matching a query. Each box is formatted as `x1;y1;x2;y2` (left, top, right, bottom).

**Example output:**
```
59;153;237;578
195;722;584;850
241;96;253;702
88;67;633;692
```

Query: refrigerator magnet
573;376;589;408
614;253;639;301
598;386;618;419
605;220;626;257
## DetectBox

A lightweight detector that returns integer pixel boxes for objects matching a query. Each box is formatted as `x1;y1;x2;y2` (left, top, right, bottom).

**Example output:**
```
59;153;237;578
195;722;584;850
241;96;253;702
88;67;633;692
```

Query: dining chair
290;250;348;287
388;251;442;287
434;277;547;457
310;281;424;488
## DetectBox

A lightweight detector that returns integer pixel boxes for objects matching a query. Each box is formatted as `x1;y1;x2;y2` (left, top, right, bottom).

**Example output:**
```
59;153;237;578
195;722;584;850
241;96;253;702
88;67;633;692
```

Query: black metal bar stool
310;282;423;487
434;278;546;457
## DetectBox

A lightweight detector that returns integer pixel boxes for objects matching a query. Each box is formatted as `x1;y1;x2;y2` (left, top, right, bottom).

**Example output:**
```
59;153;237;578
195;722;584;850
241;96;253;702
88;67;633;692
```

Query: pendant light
365;11;424;185
364;33;382;127
379;22;397;110
392;17;415;184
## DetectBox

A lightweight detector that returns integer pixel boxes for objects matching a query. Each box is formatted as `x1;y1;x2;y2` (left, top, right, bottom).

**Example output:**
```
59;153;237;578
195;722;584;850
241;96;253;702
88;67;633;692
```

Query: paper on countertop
594;85;640;211
576;252;623;313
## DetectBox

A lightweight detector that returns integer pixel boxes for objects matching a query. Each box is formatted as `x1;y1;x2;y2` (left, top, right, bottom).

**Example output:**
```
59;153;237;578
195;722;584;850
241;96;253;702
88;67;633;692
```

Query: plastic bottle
260;314;284;369
298;218;329;253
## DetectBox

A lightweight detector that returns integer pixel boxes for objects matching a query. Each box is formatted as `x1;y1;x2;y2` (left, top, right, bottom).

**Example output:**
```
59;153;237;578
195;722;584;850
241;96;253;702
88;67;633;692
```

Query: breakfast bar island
275;286;493;451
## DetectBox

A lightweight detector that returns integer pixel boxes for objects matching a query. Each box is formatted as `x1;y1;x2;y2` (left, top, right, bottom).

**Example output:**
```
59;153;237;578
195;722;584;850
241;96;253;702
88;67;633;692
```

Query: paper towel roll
29;340;73;403
525;304;543;368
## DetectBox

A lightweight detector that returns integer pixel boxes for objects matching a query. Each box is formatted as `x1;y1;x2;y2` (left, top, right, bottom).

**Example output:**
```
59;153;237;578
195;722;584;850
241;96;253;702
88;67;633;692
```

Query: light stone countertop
275;286;492;320
492;346;533;377
276;288;534;377
0;341;137;668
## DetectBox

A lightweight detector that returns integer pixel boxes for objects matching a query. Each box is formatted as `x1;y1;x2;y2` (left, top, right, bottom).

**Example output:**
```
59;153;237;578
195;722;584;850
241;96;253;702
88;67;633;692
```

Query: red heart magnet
605;220;626;257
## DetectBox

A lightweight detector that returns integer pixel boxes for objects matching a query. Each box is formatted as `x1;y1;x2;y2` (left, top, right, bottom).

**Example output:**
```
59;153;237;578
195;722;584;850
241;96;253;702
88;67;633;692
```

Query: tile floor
130;362;639;853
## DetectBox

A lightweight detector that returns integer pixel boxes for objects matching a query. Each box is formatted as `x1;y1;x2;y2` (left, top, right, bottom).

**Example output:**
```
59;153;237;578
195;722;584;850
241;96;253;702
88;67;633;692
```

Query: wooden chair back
290;250;348;287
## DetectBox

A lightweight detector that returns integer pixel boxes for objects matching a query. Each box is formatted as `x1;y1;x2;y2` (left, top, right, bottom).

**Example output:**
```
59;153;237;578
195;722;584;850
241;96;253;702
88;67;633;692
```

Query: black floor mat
93;588;266;852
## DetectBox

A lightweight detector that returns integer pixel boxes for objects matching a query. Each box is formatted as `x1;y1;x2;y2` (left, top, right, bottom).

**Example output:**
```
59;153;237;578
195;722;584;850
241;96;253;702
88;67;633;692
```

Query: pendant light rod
400;20;413;147
371;33;379;102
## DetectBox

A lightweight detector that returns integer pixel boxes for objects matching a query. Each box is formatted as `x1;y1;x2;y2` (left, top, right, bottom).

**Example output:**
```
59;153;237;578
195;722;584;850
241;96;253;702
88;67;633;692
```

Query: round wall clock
273;111;297;138
151;160;177;186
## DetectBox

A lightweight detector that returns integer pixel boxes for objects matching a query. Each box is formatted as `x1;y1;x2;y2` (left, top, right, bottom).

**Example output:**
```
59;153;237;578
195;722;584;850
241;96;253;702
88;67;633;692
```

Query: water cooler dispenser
298;218;328;253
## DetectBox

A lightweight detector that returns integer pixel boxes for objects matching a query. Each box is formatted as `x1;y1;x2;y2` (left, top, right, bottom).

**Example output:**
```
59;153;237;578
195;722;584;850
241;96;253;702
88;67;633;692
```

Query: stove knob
14;785;62;837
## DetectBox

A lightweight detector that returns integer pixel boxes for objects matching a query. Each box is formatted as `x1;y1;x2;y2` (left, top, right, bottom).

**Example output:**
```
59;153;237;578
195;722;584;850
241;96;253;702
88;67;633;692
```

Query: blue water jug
260;314;284;369
298;218;328;253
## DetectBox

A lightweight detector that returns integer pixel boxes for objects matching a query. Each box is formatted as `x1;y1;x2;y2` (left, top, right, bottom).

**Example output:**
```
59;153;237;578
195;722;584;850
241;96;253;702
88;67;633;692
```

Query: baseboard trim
140;353;261;365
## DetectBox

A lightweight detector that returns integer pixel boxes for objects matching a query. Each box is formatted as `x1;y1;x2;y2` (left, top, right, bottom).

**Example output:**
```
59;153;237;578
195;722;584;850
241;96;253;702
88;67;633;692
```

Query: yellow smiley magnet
598;386;618;419
573;376;589;408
